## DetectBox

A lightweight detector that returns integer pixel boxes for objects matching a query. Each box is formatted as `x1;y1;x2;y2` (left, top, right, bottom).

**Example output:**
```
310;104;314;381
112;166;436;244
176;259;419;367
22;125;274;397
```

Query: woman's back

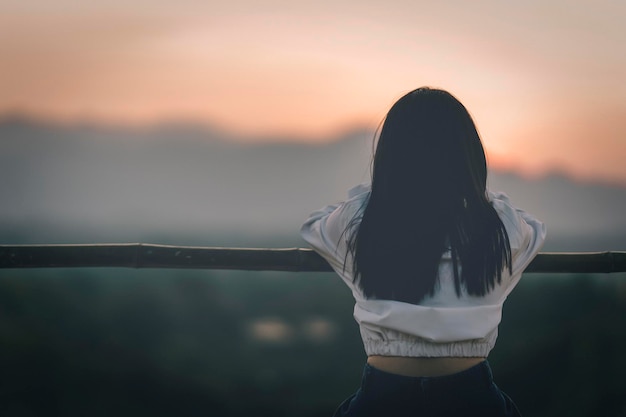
301;87;545;416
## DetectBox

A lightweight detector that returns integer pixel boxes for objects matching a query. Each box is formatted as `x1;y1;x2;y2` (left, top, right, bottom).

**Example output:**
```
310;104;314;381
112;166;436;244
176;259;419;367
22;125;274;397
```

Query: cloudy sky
1;0;625;183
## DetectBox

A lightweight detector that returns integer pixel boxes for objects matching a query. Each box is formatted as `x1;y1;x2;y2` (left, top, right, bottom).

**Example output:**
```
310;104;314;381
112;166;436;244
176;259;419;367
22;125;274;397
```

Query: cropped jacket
301;183;546;357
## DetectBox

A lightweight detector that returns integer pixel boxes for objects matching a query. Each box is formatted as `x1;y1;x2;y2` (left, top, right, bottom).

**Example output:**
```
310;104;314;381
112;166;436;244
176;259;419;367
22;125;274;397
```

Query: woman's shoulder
487;190;546;252
347;182;371;199
301;183;370;239
336;182;371;221
487;191;517;221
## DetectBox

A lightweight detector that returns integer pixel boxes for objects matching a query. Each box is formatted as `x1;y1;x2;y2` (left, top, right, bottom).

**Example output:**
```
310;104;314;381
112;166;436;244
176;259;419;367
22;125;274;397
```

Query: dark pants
333;361;521;417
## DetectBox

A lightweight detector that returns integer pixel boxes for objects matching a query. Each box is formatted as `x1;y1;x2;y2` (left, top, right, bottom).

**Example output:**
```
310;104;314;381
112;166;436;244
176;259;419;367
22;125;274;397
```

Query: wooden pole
1;244;625;273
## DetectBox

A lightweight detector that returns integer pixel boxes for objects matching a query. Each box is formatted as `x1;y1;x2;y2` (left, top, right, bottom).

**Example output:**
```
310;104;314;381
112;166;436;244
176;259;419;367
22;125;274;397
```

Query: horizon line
2;111;625;189
0;110;376;144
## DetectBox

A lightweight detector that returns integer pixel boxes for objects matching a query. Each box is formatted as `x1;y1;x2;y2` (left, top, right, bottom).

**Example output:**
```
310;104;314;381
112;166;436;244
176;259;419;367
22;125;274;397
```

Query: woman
301;87;546;416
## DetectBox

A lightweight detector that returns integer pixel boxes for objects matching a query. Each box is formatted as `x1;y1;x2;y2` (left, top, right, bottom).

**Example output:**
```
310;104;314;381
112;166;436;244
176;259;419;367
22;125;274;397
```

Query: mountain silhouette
1;117;624;251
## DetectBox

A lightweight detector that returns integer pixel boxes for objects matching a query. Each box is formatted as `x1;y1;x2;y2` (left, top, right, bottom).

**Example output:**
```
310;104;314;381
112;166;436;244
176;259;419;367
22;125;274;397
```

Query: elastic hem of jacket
362;338;495;358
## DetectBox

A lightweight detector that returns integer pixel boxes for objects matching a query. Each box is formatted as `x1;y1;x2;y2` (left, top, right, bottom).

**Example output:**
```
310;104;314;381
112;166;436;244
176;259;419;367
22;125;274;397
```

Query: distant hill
1;118;625;251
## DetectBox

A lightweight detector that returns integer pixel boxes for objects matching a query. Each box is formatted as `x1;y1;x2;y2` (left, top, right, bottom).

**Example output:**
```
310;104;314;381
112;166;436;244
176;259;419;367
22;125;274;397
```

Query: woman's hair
346;87;512;303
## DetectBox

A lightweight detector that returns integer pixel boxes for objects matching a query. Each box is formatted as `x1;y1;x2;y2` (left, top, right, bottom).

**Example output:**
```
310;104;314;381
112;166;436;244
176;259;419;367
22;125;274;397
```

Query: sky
1;0;625;184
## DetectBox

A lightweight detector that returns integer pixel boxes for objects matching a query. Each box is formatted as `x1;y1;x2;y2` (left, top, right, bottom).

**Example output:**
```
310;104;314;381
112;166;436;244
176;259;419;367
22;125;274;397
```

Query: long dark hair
346;87;511;303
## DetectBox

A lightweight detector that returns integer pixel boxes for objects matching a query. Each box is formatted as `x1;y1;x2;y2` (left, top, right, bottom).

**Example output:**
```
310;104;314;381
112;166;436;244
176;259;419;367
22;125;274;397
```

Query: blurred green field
1;267;625;417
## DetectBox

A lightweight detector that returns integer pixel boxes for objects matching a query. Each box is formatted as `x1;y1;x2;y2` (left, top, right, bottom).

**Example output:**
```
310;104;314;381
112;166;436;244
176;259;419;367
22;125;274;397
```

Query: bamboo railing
1;244;625;273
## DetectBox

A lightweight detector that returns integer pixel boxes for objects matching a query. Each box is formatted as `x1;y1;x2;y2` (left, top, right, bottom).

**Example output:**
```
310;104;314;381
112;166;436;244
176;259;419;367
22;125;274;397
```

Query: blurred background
1;1;625;416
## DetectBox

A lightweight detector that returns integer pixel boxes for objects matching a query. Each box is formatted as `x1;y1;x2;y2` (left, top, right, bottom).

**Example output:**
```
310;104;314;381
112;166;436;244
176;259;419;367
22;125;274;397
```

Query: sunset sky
1;1;625;184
